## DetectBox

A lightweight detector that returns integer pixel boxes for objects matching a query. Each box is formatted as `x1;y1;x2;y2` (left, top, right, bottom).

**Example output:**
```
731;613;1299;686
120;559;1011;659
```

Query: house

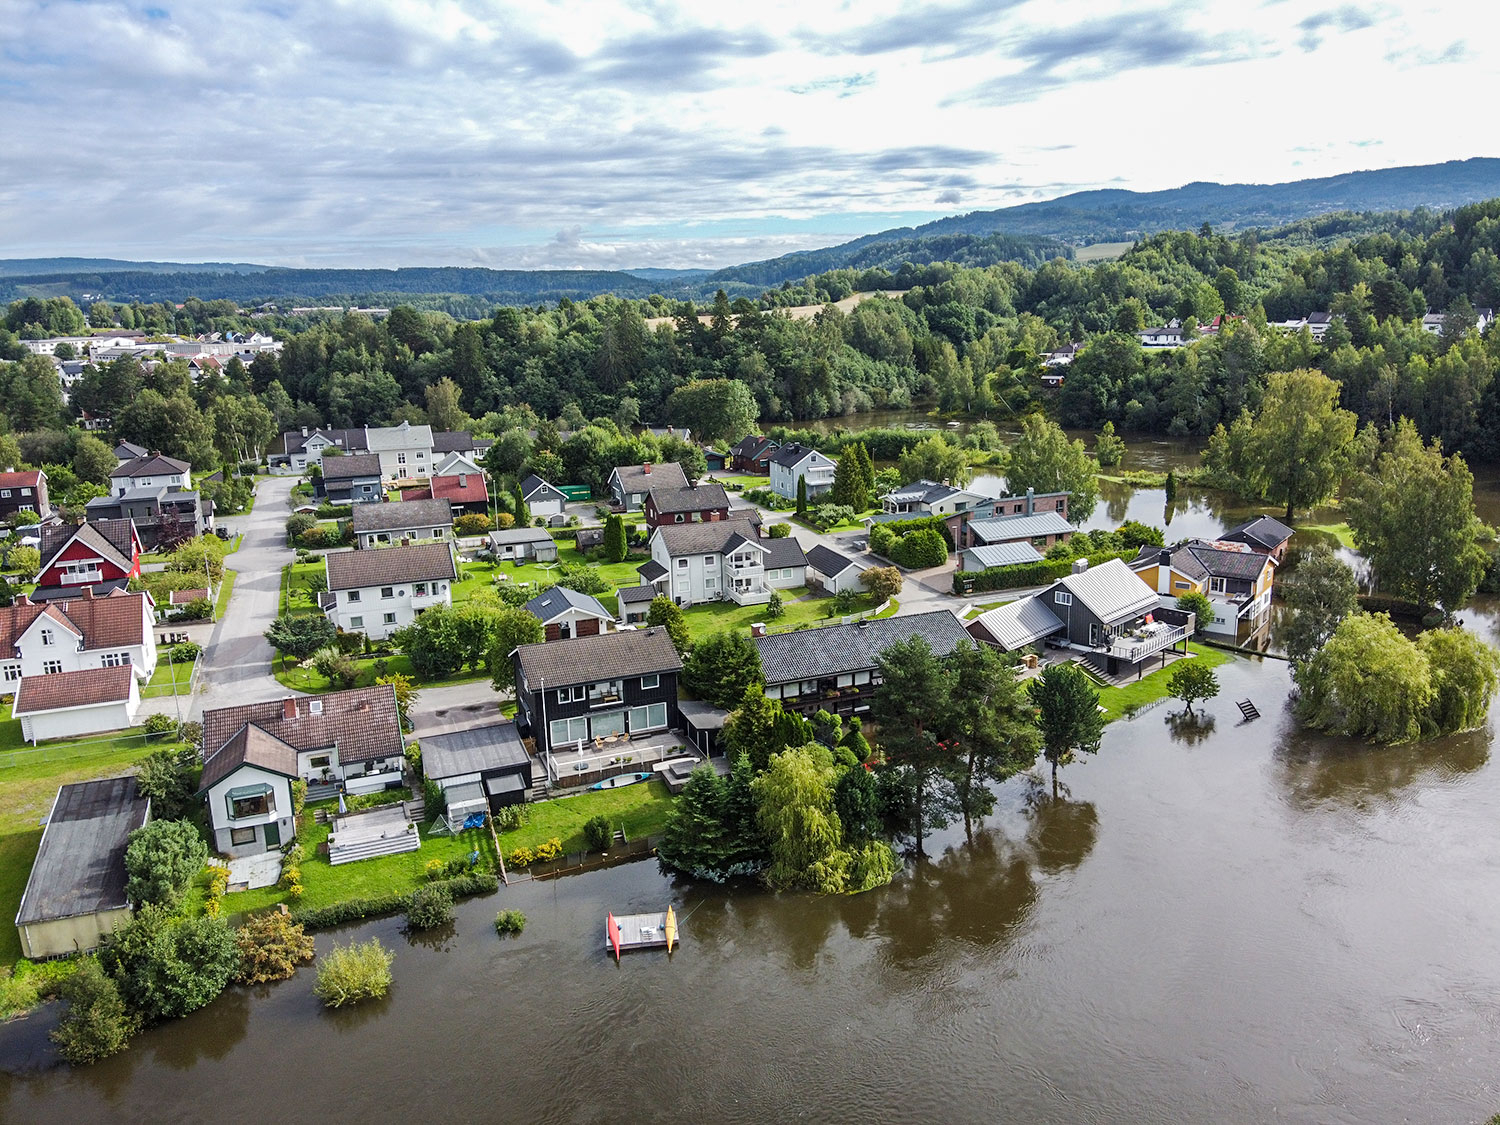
421;723;533;818
364;421;435;480
880;479;982;517
521;473;568;519
110;453;192;496
806;545;867;595
85;488;207;551
1270;312;1336;342
0;589;159;685
488;526;557;563
323;541;457;639
1422;308;1493;336
959;540;1045;573
1221;515;1296;563
768;442;835;501
754;609;971;717
703;448;728;472
402;471;489;517
350;497;453;549
271;427;367;472
525;586;615;640
32;519;141;602
1044;342;1080;368
13;665;141;743
14;777;151;959
967;598;1069;653
113;440;147;465
199;688;407;856
431;430;479;460
319;452;385;505
608;461;688;511
645;518;804;607
1130;539;1275;639
0;470;50;521
1138;320;1187;348
644;480;731;530
730;435;779;474
615;583;657;626
434;450;484;478
514;627;683;758
959;510;1074;554
963;488;1070;522
1030;558;1193;674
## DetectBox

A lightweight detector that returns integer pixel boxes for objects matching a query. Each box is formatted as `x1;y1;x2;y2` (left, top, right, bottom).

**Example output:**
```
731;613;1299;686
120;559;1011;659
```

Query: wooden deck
607;911;670;952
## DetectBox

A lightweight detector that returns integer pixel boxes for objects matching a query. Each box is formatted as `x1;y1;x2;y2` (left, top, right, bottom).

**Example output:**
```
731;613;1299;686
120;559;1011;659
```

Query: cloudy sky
0;0;1492;270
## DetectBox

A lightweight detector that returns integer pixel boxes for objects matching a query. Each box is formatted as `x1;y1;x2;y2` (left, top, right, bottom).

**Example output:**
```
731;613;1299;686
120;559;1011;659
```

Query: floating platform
606;908;677;957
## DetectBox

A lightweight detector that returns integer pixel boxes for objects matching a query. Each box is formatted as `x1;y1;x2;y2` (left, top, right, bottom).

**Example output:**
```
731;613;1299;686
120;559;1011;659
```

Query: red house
401;471;490;517
643;481;731;531
33;519;142;602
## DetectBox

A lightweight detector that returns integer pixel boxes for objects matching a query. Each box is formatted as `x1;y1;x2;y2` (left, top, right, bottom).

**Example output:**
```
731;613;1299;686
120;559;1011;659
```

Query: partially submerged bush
405;884;454;931
50;959;137;1066
583;815;612;852
234;911;315;985
313;939;393;1008
494;910;526;936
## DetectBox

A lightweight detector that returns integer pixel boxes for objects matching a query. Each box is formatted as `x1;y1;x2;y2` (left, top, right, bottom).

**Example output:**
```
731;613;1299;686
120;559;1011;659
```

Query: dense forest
3;198;1500;496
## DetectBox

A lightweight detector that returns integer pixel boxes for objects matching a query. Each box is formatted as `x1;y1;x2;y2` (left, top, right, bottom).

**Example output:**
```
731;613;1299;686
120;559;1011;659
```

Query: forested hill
0;257;270;277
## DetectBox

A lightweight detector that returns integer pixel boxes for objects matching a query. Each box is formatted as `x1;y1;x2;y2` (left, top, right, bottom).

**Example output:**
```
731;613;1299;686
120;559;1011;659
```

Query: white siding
19;695;139;743
329;580;452;639
205;764;295;856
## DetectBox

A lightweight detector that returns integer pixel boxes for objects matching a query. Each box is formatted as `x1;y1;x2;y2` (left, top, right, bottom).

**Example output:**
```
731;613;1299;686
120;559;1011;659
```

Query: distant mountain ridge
4;158;1498;305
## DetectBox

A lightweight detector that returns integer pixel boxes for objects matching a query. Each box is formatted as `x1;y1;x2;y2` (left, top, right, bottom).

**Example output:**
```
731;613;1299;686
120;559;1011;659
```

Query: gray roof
1182;541;1273;582
754;609;970;685
882;479;964;505
616;583;658;605
111;453;189;478
488;527;554;546
648;481;729;514
637;559;667;582
1054;558;1158;625
420;723;529;781
968;510;1074;544
321;452;383;481
654;518;765;557
730;435;777;459
806;544;862;578
969;598;1063;650
364;422;433;452
763;536;808;569
962;541;1045;570
15;777;150;926
325;541;457;590
612;461;687;495
1223;515;1295;551
525;586;612;623
678;699;729;730
769;442;830;469
520;473;565;501
431;430;474;454
516;626;682;689
351;498;453;534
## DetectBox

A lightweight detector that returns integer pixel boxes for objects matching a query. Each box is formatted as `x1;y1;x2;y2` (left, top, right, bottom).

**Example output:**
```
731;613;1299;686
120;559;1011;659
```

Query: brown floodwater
4;656;1500;1124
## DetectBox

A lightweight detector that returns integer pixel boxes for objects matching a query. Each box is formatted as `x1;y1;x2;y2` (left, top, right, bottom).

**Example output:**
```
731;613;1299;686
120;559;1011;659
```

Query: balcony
1105;622;1188;664
726;583;772;606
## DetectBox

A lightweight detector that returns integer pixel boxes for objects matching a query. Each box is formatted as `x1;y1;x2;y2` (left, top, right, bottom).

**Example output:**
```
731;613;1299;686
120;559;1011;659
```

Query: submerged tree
1029;663;1105;798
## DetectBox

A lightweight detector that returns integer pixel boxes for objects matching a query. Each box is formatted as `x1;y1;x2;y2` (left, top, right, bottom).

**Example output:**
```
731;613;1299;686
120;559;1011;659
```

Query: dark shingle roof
525;586;611;624
420;723;529;781
13;665;135;714
350;498;453;534
616;583;657;605
515;627;681;689
637;559;667;582
730;435;777;460
1183;542;1272;582
654;518;763;557
520;473;564;501
612;462;687;495
754;610;970;685
1223;515;1295;551
648;481;728;514
201;686;404;780
321;452;383;481
198;723;301;790
15;777;150;926
431;430;474;454
806;544;859;578
769;442;827;469
763;536;808;569
326;542;456;590
111;453;189;478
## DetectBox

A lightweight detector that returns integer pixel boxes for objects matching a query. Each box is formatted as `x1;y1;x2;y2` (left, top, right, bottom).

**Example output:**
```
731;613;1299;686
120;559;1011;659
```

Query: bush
583;815;612;852
314;939;394;1008
494;511;516;530
766;591;785;619
425;858;445;881
167;641;202;663
495;910;526;936
454;512;495;536
0;957;83;1020
861;565;902;604
335;630;365;655
311;645;360;689
100;905;240;1022
810;503;857;532
767;522;791;539
890;527;948;569
286;513;316;539
50;960;137;1066
953;550;1135;594
291;893;410;930
124;819;207;908
533;837;563;862
234;911;315;984
143;713;177;736
343;787;411;812
278;865;302;892
492;803;529;831
203;863;230;917
405;884;454;930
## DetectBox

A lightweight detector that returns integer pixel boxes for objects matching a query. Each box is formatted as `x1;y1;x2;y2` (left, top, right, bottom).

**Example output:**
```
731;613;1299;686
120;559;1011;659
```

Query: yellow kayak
664;905;677;953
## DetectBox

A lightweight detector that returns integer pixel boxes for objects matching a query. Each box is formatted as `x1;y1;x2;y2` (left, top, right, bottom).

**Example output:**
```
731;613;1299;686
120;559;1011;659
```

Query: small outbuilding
806;545;867;595
422;722;534;812
15;776;150;959
526;586;615;641
678;699;729;757
488;527;558;563
12;665;141;744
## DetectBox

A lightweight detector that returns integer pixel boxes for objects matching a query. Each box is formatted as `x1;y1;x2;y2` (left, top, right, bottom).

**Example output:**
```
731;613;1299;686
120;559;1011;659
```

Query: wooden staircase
1236;699;1261;721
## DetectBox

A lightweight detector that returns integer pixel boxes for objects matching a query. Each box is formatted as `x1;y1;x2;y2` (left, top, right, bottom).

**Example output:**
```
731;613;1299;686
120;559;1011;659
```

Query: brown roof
198;722;301;790
13;665;135;714
39;520;138;574
648;481;729;514
0;470;43;489
201;686;404;780
325;542;457;590
0;592;149;653
515;626;681;690
169;588;208;604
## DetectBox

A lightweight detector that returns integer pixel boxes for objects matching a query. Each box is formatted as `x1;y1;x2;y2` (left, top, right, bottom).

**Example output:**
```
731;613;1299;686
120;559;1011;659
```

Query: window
0;490;9;499
42;660;63;675
309;700;323;715
677;558;688;570
1055;500;1065;511
1209;577;1227;595
414;582;428;596
381;586;394;598
229;790;273;819
20;488;29;497
628;702;667;732
309;755;331;769
431;529;442;538
383;613;397;625
640;674;659;690
1055;592;1072;606
349;616;363;629
703;556;715;566
397;453;407;465
101;652;130;668
3;665;18;682
674;514;684;523
704;577;717;590
557;686;584;704
348;590;360;602
549;716;588;745
230;827;257;846
40;629;53;647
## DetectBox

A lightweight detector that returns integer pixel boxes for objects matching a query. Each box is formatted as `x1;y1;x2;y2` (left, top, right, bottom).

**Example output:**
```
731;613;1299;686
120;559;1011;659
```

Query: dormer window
40;629;53;646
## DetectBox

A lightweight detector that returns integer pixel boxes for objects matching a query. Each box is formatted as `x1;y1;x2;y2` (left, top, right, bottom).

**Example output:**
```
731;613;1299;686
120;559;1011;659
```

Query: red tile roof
0;592;149;653
428;473;488;504
0;470;43;489
13;665;135;714
399;486;434;502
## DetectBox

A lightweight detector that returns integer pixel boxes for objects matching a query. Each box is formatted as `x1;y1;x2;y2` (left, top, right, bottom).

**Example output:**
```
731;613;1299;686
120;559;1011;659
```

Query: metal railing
1105;623;1187;663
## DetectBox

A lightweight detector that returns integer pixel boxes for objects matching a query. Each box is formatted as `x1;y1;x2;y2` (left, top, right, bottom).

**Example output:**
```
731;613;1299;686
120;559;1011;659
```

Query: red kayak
606;912;621;963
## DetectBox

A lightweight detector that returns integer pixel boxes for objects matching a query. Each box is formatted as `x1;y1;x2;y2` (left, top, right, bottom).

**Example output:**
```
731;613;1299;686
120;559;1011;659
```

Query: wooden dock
606;911;670;952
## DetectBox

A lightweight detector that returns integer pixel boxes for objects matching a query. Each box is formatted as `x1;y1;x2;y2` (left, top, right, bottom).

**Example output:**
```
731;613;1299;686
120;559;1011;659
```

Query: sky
0;0;1494;271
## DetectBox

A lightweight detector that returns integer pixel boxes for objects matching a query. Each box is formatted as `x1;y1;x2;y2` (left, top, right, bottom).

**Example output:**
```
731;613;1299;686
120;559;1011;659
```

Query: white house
521;473;568;519
1138;320;1187;348
110;453;191;496
199;688;409;856
12;665;142;743
364;421;435;480
0;591;158;686
646;518;806;607
805;545;867;595
323;541;457;639
350;497;453;549
768;443;835;501
879;479;983;517
488;526;558;562
435;450;484;478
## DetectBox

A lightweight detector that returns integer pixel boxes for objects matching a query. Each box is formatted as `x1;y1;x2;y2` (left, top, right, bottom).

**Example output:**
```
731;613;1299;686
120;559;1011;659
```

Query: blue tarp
462;812;487;830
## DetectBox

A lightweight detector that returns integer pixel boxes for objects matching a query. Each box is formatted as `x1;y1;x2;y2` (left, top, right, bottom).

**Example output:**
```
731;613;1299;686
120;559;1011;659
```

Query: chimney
750;622;767;638
1159;548;1171;566
282;698;298;720
1026;486;1035;514
15;594;28;606
301;426;308;438
81;586;94;600
1071;558;1089;574
358;701;370;712
458;472;467;488
643;462;652;475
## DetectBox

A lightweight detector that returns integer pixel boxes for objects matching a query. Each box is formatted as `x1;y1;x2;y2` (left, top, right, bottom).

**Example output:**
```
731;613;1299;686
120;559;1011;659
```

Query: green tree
1176;591;1215;634
71;433;117;485
795;473;808;516
721;686;815;772
897;434;971;487
752;744;849;893
7;544;40;580
1094;420;1125;468
1416;627;1500;734
602;513;627;562
871;635;959;852
314;939;393;1008
1296;613;1433;742
50;959;137;1066
658;765;733;877
1166;661;1220;714
100;905;240;1023
1279;544;1359;666
1029;663;1105;797
682;630;764;708
831;449;868;510
485;605;546;691
133;747;199;821
861;565;902;604
947;641;1041;828
264;614;336;661
424;377;471;433
646;595;691;655
1344;419;1488;613
833;765;883;845
124;819;208;908
234;911;315;985
665;378;758;442
1006;414;1098;522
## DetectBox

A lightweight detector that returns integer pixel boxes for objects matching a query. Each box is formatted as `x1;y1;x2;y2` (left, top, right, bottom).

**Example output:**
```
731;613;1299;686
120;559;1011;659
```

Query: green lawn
214;569;236;617
280;559;327;616
709;473;770;490
454;546;649;603
1299;521;1355;548
498;779;674;856
273;651;490;693
679;587;889;640
212;814;499;918
794;508;879;533
142;658;195;699
1096;644;1235;721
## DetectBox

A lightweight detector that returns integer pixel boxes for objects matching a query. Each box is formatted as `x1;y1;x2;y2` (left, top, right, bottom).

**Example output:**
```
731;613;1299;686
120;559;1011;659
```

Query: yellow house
1131;541;1275;639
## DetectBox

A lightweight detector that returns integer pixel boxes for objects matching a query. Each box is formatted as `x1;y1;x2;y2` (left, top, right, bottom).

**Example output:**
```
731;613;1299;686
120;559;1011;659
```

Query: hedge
287;873;497;930
954;549;1136;594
